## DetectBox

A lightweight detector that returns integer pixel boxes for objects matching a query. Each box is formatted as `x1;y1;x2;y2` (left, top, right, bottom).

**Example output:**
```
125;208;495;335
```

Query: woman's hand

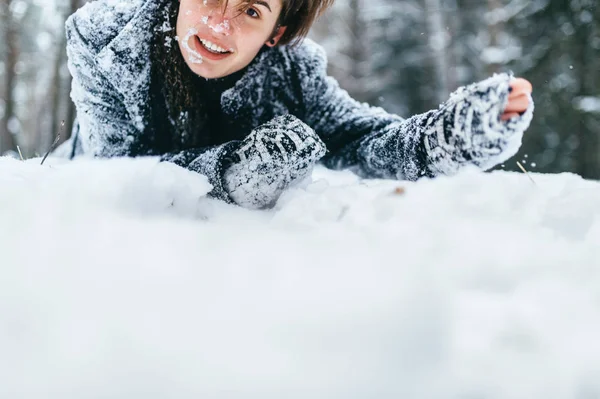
501;78;533;121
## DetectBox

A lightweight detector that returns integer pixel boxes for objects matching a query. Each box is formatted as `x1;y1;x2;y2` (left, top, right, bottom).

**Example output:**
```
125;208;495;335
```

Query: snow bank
1;156;599;398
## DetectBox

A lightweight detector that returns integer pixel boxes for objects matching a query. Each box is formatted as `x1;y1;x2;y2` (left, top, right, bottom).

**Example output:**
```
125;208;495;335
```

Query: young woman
63;0;534;209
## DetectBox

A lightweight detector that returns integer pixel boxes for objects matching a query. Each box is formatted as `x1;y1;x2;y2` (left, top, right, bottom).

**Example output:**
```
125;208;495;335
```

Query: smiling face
176;0;286;79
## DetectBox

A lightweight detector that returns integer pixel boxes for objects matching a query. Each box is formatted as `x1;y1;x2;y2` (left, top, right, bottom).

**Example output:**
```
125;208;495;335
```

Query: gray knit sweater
63;0;534;208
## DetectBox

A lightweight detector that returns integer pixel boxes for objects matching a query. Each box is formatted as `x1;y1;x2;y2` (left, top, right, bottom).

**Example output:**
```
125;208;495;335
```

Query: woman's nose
206;12;232;36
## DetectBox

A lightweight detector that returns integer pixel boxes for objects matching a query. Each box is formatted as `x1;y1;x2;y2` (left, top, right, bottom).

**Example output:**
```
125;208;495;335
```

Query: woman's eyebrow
254;0;272;12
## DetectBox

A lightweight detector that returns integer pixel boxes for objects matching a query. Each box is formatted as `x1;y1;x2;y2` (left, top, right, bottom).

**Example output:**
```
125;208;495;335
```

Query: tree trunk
424;0;450;103
348;0;369;102
49;33;67;147
485;0;503;75
574;15;599;179
0;0;17;154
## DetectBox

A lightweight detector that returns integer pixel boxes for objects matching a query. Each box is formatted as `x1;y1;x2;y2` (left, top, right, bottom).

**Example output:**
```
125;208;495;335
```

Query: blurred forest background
1;0;599;178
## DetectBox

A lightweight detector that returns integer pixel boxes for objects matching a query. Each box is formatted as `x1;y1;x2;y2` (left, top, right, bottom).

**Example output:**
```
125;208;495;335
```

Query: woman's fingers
504;93;530;113
502;78;533;121
501;95;528;121
509;78;533;98
501;112;520;121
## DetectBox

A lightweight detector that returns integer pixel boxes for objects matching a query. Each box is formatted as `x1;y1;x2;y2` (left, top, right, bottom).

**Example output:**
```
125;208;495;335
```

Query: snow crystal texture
1;156;599;399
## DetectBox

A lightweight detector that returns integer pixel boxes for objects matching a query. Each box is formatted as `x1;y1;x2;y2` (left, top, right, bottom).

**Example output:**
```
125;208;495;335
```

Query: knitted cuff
223;114;326;209
423;73;534;175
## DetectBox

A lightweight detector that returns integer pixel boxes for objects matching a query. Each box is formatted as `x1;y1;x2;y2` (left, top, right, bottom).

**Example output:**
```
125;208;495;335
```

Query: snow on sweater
64;0;534;206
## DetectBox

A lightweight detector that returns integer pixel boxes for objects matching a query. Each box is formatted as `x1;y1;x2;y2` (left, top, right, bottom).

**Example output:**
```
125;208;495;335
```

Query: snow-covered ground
1;155;600;398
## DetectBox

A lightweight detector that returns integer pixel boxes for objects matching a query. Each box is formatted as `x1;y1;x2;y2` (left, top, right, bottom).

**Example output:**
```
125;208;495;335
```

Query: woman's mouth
199;38;229;54
193;36;234;61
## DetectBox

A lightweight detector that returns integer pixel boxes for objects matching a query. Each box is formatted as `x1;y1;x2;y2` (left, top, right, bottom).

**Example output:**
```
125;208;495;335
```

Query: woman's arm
294;40;533;181
67;12;241;203
162;115;325;206
66;11;146;158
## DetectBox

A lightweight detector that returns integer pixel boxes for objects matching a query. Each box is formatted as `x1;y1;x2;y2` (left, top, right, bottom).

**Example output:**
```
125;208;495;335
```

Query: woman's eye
245;7;259;18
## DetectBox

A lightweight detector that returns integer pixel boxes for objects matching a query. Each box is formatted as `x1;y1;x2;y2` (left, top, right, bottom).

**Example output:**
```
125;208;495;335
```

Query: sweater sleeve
162;114;328;206
65;5;148;158
294;41;534;181
67;10;240;203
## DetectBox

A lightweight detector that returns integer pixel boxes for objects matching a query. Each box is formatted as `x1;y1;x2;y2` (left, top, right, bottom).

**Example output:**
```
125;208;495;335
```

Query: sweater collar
194;67;248;97
221;45;274;117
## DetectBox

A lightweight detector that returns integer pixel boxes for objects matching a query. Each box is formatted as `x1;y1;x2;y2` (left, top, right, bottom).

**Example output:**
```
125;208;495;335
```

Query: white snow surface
1;155;600;398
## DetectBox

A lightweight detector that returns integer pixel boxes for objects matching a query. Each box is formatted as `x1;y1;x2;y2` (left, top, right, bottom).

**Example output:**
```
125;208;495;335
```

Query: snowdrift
1;156;599;398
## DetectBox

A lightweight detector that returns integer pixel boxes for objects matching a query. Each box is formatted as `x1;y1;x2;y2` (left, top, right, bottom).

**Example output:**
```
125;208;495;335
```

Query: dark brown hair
223;0;336;45
278;0;335;45
149;0;335;151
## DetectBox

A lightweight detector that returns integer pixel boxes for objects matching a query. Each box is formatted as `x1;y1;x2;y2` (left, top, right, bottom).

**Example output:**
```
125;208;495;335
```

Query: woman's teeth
199;38;230;54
